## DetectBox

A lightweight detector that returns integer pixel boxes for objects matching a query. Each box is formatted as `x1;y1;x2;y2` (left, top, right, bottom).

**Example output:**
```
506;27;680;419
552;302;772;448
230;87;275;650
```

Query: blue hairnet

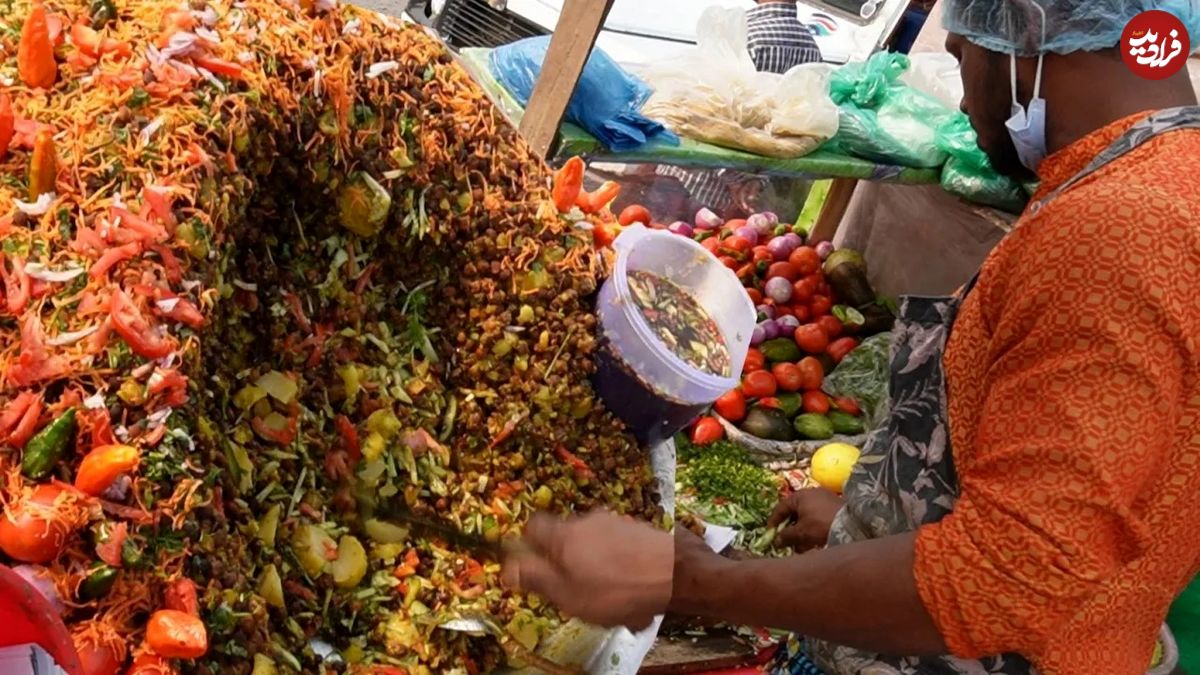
943;0;1200;56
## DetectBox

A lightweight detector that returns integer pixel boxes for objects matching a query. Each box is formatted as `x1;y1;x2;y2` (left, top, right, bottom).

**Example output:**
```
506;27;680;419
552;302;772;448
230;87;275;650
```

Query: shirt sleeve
912;207;1192;659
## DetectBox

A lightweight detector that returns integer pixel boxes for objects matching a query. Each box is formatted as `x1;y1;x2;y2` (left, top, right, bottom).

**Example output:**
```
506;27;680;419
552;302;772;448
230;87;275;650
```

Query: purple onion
782;232;804;250
13;565;64;615
668;221;695;238
756;304;776;320
745;213;773;237
776;314;801;333
764;276;793;304
766;236;798;261
733;225;759;246
759;319;781;341
816;241;835;260
761;212;780;226
750;324;767;346
694;208;724;231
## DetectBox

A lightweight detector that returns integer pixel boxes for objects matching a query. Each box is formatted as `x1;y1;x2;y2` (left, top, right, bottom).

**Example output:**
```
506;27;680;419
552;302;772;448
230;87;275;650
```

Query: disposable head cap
943;0;1200;56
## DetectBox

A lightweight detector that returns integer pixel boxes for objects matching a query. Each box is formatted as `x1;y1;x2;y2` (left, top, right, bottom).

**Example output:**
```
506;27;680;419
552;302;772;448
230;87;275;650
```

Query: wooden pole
807;177;858;243
518;0;616;159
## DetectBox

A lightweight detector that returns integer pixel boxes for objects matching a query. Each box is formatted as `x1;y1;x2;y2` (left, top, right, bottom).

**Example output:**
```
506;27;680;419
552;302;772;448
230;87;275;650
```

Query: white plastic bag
771;63;841;140
899;52;964;111
638;6;838;158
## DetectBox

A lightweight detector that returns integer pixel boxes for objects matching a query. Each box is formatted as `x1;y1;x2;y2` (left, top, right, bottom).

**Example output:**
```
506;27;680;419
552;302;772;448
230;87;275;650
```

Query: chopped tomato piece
191;54;244;80
110;206;169;243
95;521;128;567
89;242;142;279
6;315;72;387
2;253;31;314
109;287;175;359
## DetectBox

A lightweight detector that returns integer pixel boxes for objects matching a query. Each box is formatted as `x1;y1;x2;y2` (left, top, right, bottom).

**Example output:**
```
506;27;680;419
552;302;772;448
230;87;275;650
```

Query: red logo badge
1122;10;1190;80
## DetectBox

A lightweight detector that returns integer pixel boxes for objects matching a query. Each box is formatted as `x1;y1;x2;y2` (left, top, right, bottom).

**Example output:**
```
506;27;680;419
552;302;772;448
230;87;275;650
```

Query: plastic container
593;225;755;446
0;564;82;674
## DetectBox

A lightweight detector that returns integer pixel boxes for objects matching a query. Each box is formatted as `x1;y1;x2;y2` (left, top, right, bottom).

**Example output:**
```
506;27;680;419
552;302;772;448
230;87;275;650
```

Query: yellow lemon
810;443;861;493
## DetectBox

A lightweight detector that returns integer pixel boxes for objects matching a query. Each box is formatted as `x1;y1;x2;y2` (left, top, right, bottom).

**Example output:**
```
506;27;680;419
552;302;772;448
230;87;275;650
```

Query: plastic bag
936;114;1029;213
828;52;956;168
898;52;964;111
488;36;678;152
822;332;891;430
638;7;837;159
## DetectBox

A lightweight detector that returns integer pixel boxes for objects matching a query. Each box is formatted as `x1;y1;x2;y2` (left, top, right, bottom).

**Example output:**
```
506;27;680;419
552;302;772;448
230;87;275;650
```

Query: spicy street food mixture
0;1;661;672
626;270;730;377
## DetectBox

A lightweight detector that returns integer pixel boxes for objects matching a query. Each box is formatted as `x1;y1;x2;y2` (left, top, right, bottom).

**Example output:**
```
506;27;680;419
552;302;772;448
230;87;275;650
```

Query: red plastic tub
0;564;83;674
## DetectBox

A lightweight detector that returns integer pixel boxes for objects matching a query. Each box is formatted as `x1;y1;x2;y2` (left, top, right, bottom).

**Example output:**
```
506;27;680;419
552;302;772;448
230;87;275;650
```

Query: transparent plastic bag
936;114;1029;213
771;64;841;140
828;52;955;168
898;52;964;111
639;7;836;159
822;332;891;430
488;36;678;152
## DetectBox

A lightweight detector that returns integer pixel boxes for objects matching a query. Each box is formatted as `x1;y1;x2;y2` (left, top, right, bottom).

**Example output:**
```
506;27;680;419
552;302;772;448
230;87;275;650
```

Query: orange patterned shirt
913;112;1200;674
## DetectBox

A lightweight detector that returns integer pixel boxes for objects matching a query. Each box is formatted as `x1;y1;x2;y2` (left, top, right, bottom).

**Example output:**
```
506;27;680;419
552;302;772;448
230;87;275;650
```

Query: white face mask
1005;52;1047;172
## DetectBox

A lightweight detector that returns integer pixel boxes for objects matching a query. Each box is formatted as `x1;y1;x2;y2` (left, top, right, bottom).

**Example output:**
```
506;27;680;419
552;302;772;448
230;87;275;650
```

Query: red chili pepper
554;445;595;480
551;157;585;213
335;414;360;462
0;94;14;160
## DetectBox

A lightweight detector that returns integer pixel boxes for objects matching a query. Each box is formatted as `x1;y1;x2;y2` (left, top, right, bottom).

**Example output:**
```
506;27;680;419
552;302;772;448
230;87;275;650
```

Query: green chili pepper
79;565;119;601
21;408;76;479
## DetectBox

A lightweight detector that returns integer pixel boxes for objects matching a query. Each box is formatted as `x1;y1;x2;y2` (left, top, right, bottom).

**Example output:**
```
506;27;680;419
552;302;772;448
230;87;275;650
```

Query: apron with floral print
774;106;1200;675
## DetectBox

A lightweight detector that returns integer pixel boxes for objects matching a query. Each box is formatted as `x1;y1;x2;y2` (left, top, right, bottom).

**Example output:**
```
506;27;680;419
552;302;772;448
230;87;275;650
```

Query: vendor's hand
502;511;673;631
767;488;844;553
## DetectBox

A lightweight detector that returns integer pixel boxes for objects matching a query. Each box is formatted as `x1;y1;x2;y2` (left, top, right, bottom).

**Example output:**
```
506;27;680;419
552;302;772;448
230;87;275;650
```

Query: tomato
828;336;859;363
75;627;125;675
802;391;831;415
75;444;141;496
775;305;794;318
792;305;810;322
164;578;199;616
788;246;821;276
618;204;652;227
720;236;752;256
2;392;44;449
718;255;739;270
791;277;817;304
766;261;799;282
745;287;763;305
127;652;176;675
833;396;862;416
816;315;843;339
95;522;127;567
0;485;85;563
751;246;772;265
713;389;747;422
701;237;721;254
725;218;747;231
690;417;724;445
793;324;829;355
796;357;824;392
593;224;621;249
756;397;781;410
146;609;207;659
742;370;777;398
110;289;174;358
743;348;766;373
736;263;756;283
772;363;803;392
810;295;833;318
191;54;245;79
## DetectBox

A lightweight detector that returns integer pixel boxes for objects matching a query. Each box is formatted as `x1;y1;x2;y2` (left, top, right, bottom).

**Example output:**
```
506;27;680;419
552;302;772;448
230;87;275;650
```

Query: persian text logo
1121;10;1190;80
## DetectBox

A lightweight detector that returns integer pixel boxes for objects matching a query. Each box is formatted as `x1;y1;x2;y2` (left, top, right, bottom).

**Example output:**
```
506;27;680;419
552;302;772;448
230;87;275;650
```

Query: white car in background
409;0;911;67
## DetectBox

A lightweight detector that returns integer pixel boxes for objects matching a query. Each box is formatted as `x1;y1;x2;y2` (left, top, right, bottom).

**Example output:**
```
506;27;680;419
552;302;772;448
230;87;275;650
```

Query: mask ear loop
1011;1;1048;106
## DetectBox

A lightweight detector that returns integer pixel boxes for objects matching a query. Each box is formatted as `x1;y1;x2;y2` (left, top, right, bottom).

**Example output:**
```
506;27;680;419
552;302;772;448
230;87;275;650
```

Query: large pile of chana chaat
0;0;662;672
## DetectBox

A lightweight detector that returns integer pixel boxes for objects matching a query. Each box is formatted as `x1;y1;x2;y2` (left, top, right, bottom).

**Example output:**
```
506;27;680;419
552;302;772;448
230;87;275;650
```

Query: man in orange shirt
502;1;1200;674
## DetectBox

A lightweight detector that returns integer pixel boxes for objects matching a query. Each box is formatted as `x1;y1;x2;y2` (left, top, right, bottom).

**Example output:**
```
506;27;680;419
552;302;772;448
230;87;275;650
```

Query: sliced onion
155;297;181;313
366;61;399;79
764;277;793;304
766;236;797;261
102;475;132;502
776;314;801;333
15;192;55;216
83;392;107;410
733;226;759;246
759;319;781;341
745;213;772;237
23;261;85;282
47;325;99;346
694;208;723;231
12;565;64;615
667;221;694;238
816;241;835;260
